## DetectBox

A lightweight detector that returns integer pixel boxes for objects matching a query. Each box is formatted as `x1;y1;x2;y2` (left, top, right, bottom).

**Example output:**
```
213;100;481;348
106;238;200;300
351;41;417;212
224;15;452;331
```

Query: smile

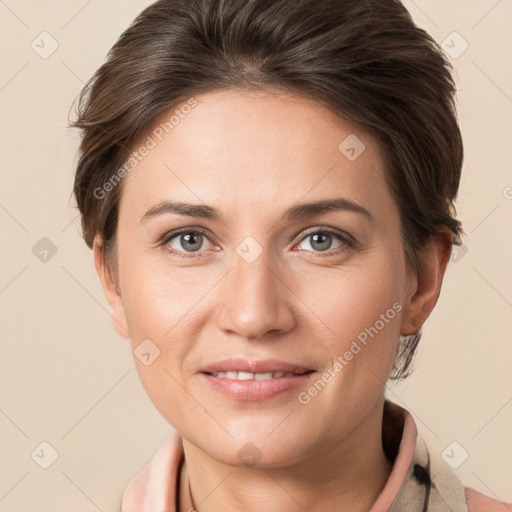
209;370;310;380
201;370;316;400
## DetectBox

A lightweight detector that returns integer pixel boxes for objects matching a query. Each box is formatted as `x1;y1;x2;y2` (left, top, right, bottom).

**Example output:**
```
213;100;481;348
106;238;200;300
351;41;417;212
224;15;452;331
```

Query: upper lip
200;358;314;374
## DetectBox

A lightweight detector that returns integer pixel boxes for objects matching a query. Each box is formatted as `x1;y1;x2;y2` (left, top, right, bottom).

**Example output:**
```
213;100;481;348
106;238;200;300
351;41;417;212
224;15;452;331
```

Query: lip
199;358;316;401
200;358;314;375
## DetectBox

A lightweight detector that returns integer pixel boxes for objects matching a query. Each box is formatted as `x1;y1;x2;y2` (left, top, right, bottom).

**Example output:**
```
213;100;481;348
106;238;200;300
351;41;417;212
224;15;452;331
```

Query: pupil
311;233;331;251
182;232;202;252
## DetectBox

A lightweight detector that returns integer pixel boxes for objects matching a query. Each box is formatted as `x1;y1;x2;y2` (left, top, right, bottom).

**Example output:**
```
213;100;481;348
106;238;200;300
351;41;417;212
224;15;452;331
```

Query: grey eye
298;231;344;252
168;231;212;253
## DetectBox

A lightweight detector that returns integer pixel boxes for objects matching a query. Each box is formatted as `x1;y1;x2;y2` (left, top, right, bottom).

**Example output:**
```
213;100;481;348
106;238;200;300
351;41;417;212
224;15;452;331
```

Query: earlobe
400;229;453;336
93;235;130;339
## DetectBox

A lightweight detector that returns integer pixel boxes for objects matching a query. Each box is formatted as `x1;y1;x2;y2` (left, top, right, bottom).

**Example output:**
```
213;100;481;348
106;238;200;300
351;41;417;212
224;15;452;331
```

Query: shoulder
465;487;512;512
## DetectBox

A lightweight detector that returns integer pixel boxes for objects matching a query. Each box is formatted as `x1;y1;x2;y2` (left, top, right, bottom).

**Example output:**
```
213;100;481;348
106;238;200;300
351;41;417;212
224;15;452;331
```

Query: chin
187;424;308;469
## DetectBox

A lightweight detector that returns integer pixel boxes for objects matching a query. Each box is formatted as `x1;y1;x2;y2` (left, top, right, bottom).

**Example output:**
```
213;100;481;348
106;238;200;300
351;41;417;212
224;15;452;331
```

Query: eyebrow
140;197;373;224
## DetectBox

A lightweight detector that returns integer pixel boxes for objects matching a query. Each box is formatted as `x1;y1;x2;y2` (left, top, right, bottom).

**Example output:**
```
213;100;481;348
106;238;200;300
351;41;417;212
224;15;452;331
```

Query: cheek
118;244;204;338
290;262;403;425
297;259;403;341
296;258;404;394
117;250;223;413
120;270;196;426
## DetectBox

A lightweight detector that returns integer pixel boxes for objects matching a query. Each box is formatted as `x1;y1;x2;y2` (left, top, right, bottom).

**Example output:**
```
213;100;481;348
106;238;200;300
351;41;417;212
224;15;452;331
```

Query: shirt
121;400;511;511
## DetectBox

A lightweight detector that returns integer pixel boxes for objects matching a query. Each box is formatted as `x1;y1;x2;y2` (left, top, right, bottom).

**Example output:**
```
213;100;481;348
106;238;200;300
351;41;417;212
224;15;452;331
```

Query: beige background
0;0;511;510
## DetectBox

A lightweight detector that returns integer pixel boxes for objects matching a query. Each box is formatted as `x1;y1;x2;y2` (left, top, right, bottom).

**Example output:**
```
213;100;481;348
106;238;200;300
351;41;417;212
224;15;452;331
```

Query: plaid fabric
387;434;468;512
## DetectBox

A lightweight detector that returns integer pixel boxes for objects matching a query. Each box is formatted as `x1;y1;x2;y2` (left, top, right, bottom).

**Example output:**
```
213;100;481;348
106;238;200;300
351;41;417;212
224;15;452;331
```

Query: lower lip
200;372;315;401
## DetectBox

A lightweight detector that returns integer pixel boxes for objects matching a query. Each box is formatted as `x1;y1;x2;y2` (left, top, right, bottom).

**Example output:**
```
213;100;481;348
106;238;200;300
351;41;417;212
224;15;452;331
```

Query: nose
215;247;296;341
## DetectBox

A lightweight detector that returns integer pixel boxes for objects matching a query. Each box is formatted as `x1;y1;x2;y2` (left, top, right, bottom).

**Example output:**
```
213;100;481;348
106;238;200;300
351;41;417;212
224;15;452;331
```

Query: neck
179;400;392;512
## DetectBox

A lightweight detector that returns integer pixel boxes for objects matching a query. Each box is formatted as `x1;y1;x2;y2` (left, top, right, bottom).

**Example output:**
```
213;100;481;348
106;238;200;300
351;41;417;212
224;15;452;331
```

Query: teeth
211;371;301;380
254;372;273;380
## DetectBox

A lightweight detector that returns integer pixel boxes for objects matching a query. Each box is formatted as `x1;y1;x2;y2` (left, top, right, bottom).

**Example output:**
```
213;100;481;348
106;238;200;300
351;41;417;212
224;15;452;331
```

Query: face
96;89;433;468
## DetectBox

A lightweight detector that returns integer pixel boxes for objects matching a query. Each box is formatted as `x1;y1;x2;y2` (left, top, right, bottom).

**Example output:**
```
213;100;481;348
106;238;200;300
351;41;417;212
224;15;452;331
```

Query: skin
94;89;452;512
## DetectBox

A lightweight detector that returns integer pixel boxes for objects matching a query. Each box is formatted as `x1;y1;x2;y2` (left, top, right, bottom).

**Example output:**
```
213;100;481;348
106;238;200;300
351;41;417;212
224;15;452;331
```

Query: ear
93;235;130;339
400;227;454;336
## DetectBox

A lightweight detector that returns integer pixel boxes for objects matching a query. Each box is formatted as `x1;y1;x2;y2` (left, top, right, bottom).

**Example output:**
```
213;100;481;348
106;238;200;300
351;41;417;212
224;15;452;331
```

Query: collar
121;400;468;512
373;400;468;512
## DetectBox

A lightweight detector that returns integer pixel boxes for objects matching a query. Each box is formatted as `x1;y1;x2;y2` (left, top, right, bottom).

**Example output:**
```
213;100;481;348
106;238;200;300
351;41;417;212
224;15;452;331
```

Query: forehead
119;89;397;224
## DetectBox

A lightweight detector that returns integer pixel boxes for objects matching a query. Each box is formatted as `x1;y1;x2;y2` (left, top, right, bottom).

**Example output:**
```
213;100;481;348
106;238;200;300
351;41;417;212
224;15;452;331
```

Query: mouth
200;357;314;375
199;358;316;400
204;370;314;380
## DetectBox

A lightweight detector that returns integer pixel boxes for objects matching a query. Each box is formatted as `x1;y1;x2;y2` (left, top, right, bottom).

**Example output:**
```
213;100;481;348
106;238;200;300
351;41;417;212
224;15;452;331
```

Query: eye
161;228;215;257
160;226;355;259
296;228;354;255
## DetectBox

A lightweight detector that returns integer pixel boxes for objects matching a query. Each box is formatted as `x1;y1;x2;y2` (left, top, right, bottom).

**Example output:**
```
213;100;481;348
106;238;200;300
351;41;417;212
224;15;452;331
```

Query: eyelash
160;227;355;259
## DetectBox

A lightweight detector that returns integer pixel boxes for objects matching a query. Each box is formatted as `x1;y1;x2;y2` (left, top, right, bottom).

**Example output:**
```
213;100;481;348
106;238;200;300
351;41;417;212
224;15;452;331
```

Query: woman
70;0;511;510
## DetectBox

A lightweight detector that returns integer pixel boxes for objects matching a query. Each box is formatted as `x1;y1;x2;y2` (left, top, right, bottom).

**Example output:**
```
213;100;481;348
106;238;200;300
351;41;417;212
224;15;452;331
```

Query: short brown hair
71;0;464;379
